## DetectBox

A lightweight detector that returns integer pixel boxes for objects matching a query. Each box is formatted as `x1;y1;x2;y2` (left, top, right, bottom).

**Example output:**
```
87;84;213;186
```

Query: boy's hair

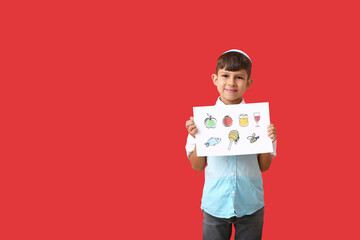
216;51;252;79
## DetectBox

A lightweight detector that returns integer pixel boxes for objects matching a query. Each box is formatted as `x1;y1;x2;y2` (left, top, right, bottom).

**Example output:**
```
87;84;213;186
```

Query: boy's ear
246;77;254;89
212;74;218;86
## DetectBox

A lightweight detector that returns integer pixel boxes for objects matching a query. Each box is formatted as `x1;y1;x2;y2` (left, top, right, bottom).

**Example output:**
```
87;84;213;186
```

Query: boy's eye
222;75;228;78
236;76;244;79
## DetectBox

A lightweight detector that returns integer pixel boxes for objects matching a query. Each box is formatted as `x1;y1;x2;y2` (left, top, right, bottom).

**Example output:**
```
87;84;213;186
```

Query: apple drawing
204;114;217;128
223;115;232;127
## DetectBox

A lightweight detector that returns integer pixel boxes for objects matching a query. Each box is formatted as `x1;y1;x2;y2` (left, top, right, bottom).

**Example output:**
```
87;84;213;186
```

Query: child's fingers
185;122;197;138
185;121;194;130
267;124;276;134
267;123;277;142
185;117;194;126
185;120;193;128
267;128;276;135
187;124;197;132
268;130;277;142
185;117;198;138
268;133;277;142
189;128;198;138
267;123;275;131
185;117;197;130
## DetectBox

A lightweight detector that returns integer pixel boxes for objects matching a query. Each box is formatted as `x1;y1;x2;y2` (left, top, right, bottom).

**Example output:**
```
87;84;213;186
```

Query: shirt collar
215;97;246;106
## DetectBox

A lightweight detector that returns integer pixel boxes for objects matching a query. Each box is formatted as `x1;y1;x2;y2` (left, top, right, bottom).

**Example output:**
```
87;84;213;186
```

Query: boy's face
212;68;253;105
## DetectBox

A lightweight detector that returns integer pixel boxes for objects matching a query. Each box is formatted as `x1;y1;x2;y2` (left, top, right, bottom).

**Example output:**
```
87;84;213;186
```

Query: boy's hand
185;117;198;138
267;123;277;142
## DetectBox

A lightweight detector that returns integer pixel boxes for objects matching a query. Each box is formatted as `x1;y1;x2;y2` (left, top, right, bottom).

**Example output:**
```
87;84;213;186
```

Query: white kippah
222;49;252;63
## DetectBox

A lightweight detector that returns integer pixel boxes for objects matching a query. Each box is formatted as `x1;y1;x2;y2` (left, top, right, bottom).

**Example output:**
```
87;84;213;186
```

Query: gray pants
203;207;264;240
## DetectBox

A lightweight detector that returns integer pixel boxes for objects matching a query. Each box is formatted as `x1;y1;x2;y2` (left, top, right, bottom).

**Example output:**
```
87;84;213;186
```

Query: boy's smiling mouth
225;89;238;93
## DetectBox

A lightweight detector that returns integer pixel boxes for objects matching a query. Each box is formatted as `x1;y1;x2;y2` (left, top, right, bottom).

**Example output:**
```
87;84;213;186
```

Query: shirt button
231;191;235;194
231;172;235;176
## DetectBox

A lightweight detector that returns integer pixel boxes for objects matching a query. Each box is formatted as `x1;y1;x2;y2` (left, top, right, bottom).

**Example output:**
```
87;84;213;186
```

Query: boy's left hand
267;124;277;142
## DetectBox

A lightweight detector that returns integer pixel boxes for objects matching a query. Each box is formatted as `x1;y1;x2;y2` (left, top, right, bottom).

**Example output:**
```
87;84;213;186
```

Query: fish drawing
204;137;221;147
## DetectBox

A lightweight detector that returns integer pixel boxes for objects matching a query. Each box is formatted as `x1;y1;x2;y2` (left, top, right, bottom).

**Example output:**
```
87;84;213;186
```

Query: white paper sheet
193;102;273;156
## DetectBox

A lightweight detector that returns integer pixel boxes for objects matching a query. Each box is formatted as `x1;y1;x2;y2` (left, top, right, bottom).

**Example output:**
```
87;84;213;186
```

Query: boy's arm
189;146;207;172
258;124;277;172
258;153;272;172
186;117;207;172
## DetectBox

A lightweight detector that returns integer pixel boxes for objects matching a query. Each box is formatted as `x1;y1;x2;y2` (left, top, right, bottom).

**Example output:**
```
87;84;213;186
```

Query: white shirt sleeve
185;134;196;159
271;140;277;158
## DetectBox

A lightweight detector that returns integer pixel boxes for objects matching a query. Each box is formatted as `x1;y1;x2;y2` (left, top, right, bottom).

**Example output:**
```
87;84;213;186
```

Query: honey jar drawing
239;114;249;127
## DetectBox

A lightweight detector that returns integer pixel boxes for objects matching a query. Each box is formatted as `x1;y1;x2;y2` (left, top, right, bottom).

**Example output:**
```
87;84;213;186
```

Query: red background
1;0;360;239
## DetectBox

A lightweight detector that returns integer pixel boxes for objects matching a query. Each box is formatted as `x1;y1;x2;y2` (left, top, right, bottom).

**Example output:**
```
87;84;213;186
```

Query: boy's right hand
185;117;198;138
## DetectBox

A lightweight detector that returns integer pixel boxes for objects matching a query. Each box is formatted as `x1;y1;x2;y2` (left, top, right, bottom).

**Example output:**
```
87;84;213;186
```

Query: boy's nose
228;77;236;85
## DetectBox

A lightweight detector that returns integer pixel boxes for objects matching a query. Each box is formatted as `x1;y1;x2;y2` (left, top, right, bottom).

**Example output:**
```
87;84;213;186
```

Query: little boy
185;49;277;240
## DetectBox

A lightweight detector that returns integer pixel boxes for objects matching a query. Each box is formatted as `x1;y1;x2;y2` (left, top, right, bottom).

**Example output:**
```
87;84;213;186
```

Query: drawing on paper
204;137;221;147
204;114;217;128
223;115;233;127
228;130;239;150
253;112;261;127
239;114;249;127
247;133;260;143
193;102;272;156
